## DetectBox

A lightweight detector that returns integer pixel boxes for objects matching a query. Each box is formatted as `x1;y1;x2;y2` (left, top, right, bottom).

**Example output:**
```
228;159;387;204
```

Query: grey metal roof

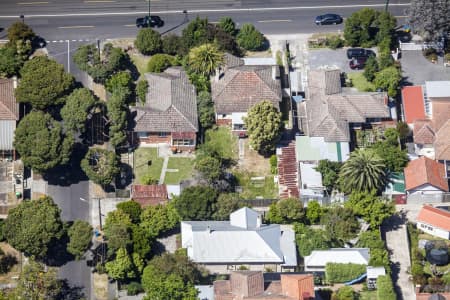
305;248;370;267
0;120;15;151
426;81;450;98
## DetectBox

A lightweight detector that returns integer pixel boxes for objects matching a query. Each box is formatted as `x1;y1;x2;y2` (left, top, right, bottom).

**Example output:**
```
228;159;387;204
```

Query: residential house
0;78;19;157
181;207;297;273
435;120;450;178
304;248;370;272
130;184;168;207
131;67;198;150
401;85;426;126
416;205;450;240
413;119;436;158
211;54;282;136
214;271;315;300
404;156;449;197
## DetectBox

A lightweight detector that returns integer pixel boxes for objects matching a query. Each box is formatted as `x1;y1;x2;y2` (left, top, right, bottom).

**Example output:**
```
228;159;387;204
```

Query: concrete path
382;213;415;300
159;156;169;185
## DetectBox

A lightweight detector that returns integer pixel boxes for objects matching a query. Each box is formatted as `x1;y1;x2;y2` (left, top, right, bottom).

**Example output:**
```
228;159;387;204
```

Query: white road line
258;19;292;23
72;39;77;41
52;40;57;42
84;0;116;3
124;24;135;27
17;1;49;5
58;25;95;29
0;3;410;18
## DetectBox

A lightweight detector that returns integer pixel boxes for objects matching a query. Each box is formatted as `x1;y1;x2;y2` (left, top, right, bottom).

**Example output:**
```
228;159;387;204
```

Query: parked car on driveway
346;48;376;59
315;14;343;25
349;57;368;70
136;15;164;28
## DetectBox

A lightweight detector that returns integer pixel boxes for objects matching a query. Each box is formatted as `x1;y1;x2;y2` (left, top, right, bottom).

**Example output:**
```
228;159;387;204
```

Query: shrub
147;54;175;73
326;36;344;49
269;155;277;174
162;34;183;55
376;275;396;300
135;28;162;55
237;23;264;51
218;16;236;36
127;281;144;296
136;80;148;104
363;56;378;82
325;263;366;283
334;286;356;300
141;174;158;185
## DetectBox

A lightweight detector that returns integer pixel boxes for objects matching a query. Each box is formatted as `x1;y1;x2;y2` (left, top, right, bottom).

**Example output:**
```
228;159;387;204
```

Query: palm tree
188;43;224;76
338;149;386;193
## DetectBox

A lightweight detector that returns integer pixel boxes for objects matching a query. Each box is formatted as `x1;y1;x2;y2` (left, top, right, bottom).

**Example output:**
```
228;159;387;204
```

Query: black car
315;14;343;25
136;15;164;28
346;48;376;59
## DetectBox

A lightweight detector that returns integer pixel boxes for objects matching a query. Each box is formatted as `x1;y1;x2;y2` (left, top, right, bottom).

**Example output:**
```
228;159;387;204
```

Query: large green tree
81;148;120;185
7;22;35;44
15;56;74;109
104;210;133;256
320;206;360;243
344;191;394;227
374;66;402;97
0;46;23;77
294;223;331;257
266;198;304;224
188;43;224;76
196;91;215;130
315;160;343;194
4;196;64;259
181;16;212;51
135;28;162;55
147;54;176;73
212;193;246;221
117;200;142;224
408;0;450;42
106;87;129;148
172;186;218;220
140;204;180;238
61;88;97;133
105;247;136;281
237;23;265;50
194;156;222;182
338;149;386;193
343;8;379;47
14;111;74;173
305;200;323;224
244;100;283;155
67;220;93;260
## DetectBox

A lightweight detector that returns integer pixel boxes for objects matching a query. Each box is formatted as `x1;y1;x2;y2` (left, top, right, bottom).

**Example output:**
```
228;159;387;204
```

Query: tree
7;21;35;44
105;247;136;281
105;71;133;95
131;225;152;259
195;156;222;182
266;198;304;224
140;204;180;238
104;210;133;255
374;66;402;97
61;88;97;133
147;54;175;73
162;34;183;55
14;111;74;173
335;286;357;300
315;160;342;194
408;0;450;42
188;43;224;76
338;149;386;193
376;275;396;300
172;186;218;220
4;196;64;258
106;87;129;148
343;8;379;47
135;28;162;55
15;56;74;109
295;223;331;257
136;80;149;104
218;17;236;35
357;230;385;250
371;142;408;172
0;46;23;77
181;17;211;50
363;55;379;82
81;148;120;185
212;193;246;220
344;191;394;227
67;220;93;260
237;23;265;50
375;11;397;46
306;200;323;224
244;100;283;155
320;206;360;242
117;200;142;224
197;91;215;130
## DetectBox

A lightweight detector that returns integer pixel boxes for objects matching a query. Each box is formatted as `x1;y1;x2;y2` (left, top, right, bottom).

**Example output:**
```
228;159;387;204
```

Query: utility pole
148;0;150;18
385;0;389;12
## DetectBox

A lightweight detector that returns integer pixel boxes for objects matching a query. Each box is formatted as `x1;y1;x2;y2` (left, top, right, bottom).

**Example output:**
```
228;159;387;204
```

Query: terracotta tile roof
211;57;282;114
281;274;315;300
131;184;168;207
435;119;450;160
277;142;299;199
0;78;18;121
131;67;198;133
401;86;425;124
413;119;435;144
404;157;449;192
416;205;450;231
432;100;450;132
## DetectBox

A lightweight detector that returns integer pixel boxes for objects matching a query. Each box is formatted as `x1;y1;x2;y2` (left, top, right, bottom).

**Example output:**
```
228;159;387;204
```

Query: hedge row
377;275;396;300
325;263;366;283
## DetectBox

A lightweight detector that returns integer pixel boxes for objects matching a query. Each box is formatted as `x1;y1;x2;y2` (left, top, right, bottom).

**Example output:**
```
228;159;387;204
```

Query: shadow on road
58;279;86;300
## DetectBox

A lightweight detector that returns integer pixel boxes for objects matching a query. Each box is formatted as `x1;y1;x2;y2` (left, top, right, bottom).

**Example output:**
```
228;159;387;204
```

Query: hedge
325;263;366;283
377;275;396;300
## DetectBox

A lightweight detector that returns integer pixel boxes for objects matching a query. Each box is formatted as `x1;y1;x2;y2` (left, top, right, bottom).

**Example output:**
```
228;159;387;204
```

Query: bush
269;155;277;174
334;286;356;300
376;275;396;300
127;281;144;296
237;23;264;51
363;56;378;82
162;34;183;55
141;174;158;185
135;28;162;55
147;54;175;73
136;80;148;104
326;36;344;49
325;263;366;283
218;16;236;35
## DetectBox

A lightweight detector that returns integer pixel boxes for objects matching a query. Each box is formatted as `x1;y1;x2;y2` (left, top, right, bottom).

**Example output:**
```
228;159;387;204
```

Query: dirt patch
236;139;271;175
0;243;22;285
93;273;109;300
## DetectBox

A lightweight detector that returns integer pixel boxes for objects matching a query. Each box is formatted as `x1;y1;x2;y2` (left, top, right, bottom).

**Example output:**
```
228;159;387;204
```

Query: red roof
277;142;299;199
131;184;168;207
281;274;315;300
404;157;449;192
0;78;18;121
402;86;425;124
417;205;450;231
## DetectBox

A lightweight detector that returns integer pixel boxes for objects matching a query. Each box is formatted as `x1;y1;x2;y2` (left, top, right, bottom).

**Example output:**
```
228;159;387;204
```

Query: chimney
256;215;262;228
13;76;17;89
272;65;278;80
214;67;223;82
206;225;212;234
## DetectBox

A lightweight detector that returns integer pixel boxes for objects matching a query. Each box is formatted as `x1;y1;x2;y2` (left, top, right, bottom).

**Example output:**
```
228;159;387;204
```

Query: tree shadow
115;162;134;190
57;279;86;300
45;231;75;267
390;261;404;300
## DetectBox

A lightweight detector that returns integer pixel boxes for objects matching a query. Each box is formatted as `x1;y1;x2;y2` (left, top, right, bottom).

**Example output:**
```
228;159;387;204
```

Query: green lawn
347;72;376;92
130;53;150;78
134;147;164;184
204;127;238;161
233;171;277;199
164;157;195;184
360;290;377;300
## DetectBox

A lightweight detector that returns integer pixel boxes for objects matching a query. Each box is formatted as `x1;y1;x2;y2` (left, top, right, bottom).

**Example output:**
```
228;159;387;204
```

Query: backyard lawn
347;72;376;92
164;157;195;185
130;53;150;78
134;147;164;184
233;171;277;199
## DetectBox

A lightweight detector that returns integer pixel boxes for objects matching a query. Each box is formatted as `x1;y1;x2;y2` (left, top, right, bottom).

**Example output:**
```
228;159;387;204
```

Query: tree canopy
14;111;74;173
117;200;142;224
172;186;218;220
61;88;97;133
237;23;265;50
15;56;74;109
7;22;35;44
105;247;137;281
188;43;224;76
343;8;379;47
374;66;402;97
67;220;93;260
315;160;342;194
305;200;323;224
181;17;212;51
266;198;304;224
218;17;236;36
135;28;162;55
408;0;450;42
320;206;360;243
139;204;180;238
294;223;331;257
244;100;283;155
196;91;215;130
4;196;64;259
106;87;129;148
0;46;24;77
345;191;394;227
81;148;120;185
212;193;246;220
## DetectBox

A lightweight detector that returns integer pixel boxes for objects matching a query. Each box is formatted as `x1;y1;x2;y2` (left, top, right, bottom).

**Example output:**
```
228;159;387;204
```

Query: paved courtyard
401;50;450;85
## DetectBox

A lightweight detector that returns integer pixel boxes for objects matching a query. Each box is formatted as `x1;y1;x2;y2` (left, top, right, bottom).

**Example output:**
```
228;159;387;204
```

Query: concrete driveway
401;50;450;85
308;48;377;73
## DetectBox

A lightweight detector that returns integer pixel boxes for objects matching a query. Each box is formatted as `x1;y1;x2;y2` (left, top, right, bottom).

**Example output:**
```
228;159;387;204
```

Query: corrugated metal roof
243;57;276;66
305;248;370;267
0;120;15;151
426;81;450;98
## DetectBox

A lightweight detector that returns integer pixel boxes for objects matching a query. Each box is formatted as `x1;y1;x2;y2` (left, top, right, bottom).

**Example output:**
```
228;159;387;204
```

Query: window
233;124;246;130
173;139;194;146
158;132;169;137
138;132;148;138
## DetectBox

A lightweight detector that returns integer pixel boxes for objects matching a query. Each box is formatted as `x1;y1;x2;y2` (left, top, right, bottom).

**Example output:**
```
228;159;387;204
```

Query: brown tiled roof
277;142;299;199
401;86;425;124
305;69;390;142
431;100;450;132
417;205;450;231
281;274;315;300
435;119;450;160
131;67;198;133
131;184;168;207
211;62;282;114
214;280;233;300
0;78;18;120
413;119;435;145
404;157;449;192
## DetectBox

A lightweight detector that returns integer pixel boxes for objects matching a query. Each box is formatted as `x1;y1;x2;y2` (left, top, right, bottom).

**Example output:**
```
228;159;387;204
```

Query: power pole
385;0;389;12
148;0;150;18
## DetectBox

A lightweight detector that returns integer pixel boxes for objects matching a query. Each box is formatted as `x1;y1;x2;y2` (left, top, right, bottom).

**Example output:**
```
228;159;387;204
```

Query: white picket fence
399;41;424;51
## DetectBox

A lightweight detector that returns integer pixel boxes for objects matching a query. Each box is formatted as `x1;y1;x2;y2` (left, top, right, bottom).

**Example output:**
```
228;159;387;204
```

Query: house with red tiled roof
416;205;450;239
0;78;19;156
402;86;426;126
131;184;168;207
404;157;449;196
413;119;436;158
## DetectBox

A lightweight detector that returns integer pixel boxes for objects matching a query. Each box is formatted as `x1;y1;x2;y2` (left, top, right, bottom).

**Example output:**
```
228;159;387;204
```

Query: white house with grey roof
304;248;370;272
181;207;297;274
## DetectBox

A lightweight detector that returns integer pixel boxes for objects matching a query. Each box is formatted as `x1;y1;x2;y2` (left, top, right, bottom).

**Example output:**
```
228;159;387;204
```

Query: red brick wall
138;132;171;144
217;118;232;126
